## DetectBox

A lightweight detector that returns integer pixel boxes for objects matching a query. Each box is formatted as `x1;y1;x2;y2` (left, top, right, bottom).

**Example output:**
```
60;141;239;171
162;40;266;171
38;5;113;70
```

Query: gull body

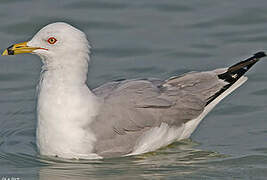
2;22;265;159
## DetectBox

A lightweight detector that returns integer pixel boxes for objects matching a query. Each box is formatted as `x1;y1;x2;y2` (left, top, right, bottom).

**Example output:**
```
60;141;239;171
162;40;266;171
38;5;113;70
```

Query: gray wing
91;70;227;157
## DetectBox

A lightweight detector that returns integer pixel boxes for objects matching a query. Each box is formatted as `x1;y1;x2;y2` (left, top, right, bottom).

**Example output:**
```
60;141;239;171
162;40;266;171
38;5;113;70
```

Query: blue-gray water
0;0;267;179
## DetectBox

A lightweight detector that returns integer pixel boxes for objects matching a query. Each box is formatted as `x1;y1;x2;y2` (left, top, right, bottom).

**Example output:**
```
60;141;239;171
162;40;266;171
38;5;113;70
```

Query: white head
3;22;90;70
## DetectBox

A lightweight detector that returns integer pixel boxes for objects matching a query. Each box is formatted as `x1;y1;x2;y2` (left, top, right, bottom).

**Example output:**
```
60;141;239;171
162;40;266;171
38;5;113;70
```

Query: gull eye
47;37;57;44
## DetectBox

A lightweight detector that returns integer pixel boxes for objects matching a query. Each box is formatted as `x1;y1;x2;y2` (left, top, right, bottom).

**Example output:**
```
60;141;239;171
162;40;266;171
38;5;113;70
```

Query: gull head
2;22;90;68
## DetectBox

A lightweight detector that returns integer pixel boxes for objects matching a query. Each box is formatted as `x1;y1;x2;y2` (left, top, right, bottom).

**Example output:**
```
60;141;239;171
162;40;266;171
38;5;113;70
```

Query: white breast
36;72;101;159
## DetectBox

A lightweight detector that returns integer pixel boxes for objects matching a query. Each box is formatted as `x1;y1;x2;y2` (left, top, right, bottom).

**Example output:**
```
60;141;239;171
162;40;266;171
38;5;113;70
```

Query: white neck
36;55;101;159
40;51;89;82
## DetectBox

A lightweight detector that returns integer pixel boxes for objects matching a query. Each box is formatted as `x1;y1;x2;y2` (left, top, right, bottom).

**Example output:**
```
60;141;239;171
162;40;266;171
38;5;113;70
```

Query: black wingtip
206;51;266;105
218;51;266;83
254;51;266;59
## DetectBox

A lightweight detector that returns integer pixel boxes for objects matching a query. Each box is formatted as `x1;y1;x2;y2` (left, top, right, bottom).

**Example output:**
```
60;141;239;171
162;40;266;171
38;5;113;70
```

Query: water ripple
64;1;129;10
212;105;264;115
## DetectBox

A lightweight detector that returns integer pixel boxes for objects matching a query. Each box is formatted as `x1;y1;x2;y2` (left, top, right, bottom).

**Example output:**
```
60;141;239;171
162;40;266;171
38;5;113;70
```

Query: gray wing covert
91;77;208;157
91;80;167;157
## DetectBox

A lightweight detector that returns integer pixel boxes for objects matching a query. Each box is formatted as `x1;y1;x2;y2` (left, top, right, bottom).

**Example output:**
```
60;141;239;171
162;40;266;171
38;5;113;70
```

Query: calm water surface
0;0;267;179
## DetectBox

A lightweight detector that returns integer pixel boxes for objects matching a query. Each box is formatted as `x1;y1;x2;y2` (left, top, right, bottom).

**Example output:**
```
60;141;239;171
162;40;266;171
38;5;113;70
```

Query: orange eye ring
47;37;57;44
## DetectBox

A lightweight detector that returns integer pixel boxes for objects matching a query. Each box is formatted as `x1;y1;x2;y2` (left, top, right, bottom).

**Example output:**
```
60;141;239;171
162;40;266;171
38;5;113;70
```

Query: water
0;0;267;179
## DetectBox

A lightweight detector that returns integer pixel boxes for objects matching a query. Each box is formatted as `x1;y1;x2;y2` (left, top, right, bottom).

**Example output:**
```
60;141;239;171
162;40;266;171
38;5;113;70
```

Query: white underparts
128;123;185;156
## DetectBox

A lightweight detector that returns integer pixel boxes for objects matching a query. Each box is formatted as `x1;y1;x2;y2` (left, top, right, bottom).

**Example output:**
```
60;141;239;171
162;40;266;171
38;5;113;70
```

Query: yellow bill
2;42;42;56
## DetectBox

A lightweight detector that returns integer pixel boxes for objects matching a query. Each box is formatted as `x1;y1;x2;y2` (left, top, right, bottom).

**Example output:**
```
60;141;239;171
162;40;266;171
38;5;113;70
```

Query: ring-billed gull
2;22;266;159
